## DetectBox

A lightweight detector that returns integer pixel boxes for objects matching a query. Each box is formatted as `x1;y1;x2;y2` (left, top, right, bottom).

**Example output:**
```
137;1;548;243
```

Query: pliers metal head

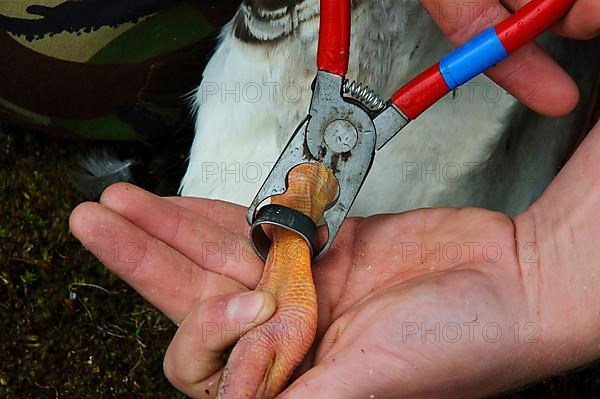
247;70;408;260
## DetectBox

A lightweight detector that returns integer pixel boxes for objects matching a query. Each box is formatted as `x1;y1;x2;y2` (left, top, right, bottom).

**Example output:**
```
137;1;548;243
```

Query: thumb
164;291;276;398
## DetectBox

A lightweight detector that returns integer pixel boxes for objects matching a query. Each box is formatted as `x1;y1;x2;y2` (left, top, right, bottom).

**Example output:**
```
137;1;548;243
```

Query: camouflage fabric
0;0;240;140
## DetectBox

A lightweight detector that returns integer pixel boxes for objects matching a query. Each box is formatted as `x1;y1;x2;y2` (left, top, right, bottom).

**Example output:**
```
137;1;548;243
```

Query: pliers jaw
247;71;399;260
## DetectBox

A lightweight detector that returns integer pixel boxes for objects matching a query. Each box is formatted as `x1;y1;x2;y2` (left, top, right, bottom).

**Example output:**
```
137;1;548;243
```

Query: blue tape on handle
439;27;509;90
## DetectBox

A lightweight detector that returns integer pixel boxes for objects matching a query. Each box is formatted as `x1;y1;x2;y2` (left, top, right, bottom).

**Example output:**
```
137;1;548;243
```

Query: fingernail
226;292;273;324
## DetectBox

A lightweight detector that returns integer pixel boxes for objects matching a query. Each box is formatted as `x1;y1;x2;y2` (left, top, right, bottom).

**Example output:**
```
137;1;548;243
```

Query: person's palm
71;183;538;398
283;207;534;398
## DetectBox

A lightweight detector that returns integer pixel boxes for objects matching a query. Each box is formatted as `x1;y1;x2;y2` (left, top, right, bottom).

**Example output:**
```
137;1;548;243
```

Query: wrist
513;128;600;372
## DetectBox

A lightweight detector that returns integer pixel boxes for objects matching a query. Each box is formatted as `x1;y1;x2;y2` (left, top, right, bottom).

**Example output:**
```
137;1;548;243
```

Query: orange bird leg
217;163;338;399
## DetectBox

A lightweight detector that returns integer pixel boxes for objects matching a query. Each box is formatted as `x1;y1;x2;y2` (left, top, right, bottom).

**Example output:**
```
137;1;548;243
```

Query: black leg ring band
250;204;318;261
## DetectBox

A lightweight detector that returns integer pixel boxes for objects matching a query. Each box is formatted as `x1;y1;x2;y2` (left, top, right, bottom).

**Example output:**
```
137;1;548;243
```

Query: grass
0;126;598;398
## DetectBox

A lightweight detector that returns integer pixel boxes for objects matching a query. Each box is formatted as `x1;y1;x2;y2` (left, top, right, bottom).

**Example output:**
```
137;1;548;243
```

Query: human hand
69;120;600;399
283;119;600;397
71;183;534;398
420;0;599;117
69;184;277;397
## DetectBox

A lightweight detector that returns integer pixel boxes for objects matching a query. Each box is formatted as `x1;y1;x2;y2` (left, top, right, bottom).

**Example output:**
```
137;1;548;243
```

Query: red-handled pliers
247;0;576;261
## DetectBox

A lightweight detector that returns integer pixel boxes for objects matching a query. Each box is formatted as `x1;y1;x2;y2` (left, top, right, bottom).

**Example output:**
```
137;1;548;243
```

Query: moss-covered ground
0;127;180;398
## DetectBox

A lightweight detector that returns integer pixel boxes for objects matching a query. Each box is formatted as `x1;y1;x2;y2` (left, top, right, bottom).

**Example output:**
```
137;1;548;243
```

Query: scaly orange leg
217;163;338;399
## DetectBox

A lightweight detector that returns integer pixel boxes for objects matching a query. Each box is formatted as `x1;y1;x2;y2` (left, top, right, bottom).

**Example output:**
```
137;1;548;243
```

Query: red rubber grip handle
496;0;575;53
391;64;450;120
317;0;351;76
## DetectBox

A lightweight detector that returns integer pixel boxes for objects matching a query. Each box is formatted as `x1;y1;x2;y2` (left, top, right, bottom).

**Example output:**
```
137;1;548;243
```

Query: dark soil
0;127;598;398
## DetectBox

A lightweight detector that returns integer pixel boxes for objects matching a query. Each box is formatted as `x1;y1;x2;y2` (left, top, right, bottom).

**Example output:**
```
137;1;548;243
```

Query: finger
553;0;600;39
100;183;263;288
420;0;579;116
164;291;276;398
69;202;246;324
486;41;579;117
165;196;251;236
503;0;600;39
